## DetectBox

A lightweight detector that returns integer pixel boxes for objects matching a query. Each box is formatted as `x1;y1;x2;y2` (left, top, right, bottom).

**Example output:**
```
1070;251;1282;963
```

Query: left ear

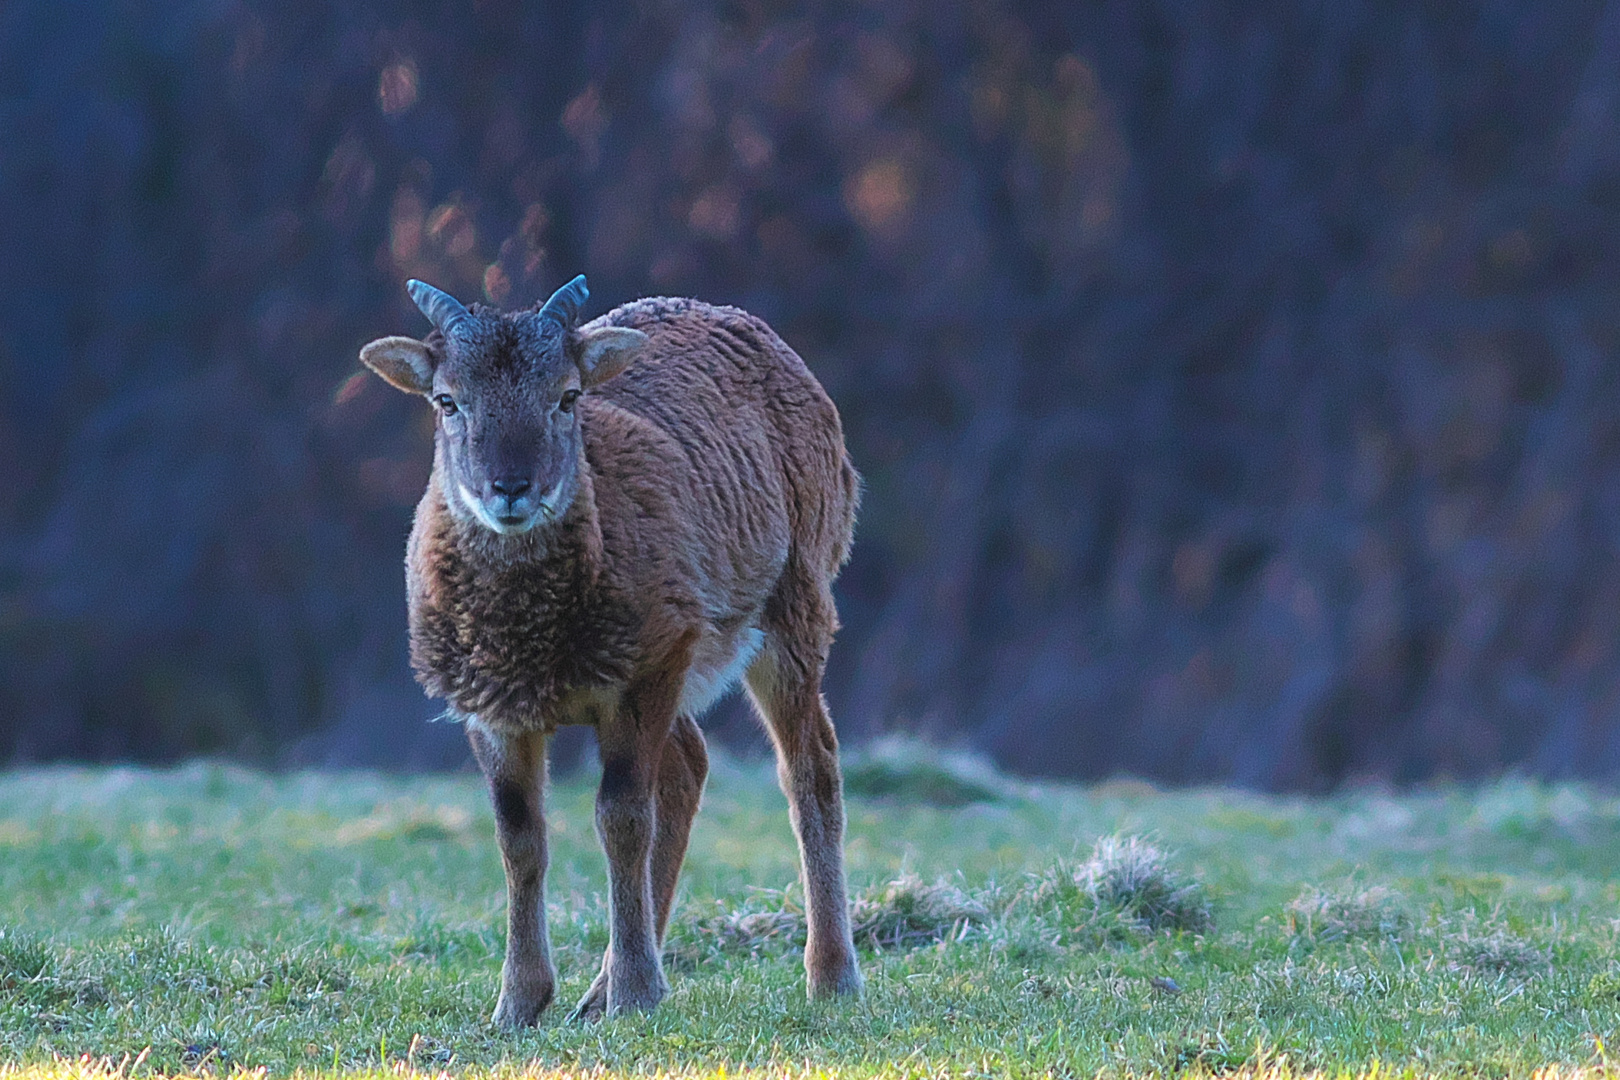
574;326;647;388
359;335;436;395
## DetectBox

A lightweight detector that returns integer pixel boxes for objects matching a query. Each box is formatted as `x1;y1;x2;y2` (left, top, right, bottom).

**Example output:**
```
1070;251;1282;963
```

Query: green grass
2;751;1620;1077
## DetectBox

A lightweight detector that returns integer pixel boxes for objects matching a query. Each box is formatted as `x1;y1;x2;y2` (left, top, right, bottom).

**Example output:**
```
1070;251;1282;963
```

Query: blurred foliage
4;0;1620;786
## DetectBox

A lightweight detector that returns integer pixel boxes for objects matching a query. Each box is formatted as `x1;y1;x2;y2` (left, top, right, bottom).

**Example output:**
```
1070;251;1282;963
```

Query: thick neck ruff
409;469;638;730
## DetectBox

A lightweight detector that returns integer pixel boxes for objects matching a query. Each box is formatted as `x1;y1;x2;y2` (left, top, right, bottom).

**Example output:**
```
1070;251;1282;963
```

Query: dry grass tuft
674;888;807;959
1076;835;1214;935
673;874;993;960
1285;884;1411;943
1446;918;1549;974
850;874;991;949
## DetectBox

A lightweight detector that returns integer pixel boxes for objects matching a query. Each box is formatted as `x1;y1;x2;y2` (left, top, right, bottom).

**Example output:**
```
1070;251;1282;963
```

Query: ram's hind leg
569;713;708;1022
468;723;555;1028
651;713;709;938
746;568;863;999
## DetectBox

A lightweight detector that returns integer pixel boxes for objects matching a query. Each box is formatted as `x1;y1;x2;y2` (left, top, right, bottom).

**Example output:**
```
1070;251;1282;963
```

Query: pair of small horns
405;275;589;337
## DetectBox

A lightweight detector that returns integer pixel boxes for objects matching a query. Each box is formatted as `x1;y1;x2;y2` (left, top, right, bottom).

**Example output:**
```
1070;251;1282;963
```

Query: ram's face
436;315;596;534
358;277;645;537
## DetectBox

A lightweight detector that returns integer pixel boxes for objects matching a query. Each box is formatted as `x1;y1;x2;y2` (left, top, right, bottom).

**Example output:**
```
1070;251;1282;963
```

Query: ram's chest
408;548;638;732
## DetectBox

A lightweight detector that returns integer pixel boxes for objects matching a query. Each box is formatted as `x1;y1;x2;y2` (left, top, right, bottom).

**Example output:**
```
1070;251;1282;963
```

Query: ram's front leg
468;722;555;1028
573;635;695;1020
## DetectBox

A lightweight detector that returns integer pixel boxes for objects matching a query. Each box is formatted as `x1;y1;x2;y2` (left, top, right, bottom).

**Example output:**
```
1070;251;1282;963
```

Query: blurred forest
6;0;1620;788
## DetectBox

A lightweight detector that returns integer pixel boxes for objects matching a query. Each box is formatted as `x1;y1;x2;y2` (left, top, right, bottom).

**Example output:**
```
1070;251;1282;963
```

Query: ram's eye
434;394;459;416
558;389;581;413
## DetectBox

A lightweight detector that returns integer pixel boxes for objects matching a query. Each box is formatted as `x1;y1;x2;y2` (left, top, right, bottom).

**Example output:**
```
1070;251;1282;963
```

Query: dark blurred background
6;0;1620;788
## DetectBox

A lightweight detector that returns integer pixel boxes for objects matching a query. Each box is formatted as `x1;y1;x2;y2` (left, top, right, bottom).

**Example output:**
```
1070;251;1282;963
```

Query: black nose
491;478;532;500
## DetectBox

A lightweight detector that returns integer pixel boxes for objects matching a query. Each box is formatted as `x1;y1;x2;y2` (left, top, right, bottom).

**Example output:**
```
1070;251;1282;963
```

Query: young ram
358;276;863;1024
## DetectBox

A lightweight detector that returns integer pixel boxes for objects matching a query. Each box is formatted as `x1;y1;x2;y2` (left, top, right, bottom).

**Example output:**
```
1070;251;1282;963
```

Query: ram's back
586;298;858;586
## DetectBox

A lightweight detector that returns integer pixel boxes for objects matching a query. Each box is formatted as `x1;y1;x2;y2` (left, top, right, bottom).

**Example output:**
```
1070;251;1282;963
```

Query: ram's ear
574;326;647;388
359;336;435;395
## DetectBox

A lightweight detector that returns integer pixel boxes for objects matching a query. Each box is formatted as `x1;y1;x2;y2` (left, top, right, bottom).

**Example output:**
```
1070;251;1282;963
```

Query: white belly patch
679;628;764;717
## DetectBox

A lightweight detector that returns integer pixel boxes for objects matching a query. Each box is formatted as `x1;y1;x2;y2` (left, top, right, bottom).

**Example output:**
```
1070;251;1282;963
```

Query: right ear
575;326;647;388
359;336;435;395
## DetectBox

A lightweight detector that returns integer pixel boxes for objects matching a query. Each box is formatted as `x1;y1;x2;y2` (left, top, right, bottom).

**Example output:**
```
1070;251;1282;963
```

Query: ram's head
360;275;645;535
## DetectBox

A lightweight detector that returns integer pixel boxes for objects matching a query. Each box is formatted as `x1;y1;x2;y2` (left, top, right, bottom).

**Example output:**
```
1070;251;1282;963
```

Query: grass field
3;741;1620;1078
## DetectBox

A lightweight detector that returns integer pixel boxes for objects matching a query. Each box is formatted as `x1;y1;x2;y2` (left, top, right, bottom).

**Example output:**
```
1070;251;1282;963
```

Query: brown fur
365;293;863;1024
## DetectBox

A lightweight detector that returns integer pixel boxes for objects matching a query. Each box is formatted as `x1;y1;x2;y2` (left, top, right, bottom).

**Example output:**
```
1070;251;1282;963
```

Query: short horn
536;274;589;328
406;279;472;338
